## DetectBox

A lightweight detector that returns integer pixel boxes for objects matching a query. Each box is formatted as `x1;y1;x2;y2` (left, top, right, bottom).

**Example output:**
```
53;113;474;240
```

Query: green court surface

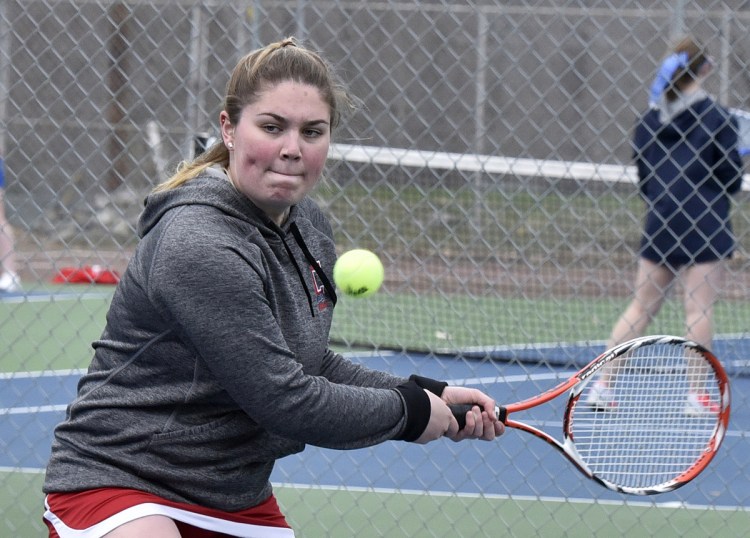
4;472;748;537
329;293;748;355
0;287;113;372
4;285;747;372
275;487;750;538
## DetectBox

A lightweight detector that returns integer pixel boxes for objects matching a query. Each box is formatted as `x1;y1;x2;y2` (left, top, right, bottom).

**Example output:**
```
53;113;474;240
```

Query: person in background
42;38;503;538
0;154;20;292
586;36;743;414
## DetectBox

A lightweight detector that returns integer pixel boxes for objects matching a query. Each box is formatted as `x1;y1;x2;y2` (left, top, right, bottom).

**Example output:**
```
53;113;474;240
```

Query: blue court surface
0;288;114;304
2;345;748;508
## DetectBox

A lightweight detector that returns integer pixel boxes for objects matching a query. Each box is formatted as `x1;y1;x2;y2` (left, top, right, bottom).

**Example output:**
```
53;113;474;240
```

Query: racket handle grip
449;404;504;429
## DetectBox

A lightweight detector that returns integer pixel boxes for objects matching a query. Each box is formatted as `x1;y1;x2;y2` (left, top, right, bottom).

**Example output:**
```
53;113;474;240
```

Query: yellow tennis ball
333;249;384;298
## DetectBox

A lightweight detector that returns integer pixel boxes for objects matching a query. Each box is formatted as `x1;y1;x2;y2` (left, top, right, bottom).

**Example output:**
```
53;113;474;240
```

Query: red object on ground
52;265;120;284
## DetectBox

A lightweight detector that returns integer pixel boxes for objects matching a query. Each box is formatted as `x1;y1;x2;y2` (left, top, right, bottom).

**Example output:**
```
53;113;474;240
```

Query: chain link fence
1;1;749;536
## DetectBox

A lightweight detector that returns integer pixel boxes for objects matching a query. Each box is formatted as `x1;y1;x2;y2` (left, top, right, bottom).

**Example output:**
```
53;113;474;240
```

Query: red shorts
43;488;294;537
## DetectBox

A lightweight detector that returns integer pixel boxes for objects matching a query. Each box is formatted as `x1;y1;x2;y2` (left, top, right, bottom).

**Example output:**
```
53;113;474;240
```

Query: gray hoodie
43;168;414;511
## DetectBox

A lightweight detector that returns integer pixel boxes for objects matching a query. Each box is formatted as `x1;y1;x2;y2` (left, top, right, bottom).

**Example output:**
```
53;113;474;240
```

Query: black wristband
409;374;448;396
394;379;431;442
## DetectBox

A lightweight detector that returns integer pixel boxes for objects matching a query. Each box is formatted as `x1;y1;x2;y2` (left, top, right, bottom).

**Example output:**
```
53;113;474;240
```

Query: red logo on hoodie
309;263;331;312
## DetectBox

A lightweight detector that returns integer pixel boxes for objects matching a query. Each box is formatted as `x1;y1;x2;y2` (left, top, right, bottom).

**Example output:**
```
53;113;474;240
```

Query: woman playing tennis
42;38;503;538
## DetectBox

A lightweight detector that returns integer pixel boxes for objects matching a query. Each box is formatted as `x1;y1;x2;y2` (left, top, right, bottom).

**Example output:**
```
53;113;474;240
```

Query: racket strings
569;343;722;491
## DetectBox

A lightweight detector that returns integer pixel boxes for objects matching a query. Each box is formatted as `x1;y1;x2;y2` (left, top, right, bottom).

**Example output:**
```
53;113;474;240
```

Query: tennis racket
450;335;730;495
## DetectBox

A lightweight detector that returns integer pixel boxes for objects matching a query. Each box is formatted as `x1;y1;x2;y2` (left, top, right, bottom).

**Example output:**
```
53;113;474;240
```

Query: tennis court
2;289;750;536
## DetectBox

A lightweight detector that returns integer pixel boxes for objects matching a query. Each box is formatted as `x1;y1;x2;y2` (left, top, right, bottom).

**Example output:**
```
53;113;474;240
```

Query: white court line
438;339;605;355
0;372;562;417
1;368;747;438
446;372;567;386
8;399;744;435
1;470;746;510
342;350;398;358
0;290;113;304
0;466;46;474
0;369;86;379
272;482;750;512
447;372;746;438
442;333;748;353
0;404;68;415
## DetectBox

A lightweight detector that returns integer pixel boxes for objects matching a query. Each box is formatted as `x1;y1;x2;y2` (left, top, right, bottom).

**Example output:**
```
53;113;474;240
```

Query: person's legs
682;260;724;408
0;190;16;270
682;260;724;351
102;515;182;537
0;188;19;291
607;258;676;348
587;258;676;407
44;489;294;538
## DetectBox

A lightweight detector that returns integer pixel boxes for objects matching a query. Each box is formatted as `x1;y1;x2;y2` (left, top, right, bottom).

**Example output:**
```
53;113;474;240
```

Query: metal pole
0;0;9;157
187;3;207;157
718;9;730;105
296;0;307;42
473;10;489;226
671;0;686;39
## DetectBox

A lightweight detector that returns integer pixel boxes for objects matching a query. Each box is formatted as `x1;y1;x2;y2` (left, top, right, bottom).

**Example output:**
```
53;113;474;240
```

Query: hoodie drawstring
290;222;337;309
279;222;337;317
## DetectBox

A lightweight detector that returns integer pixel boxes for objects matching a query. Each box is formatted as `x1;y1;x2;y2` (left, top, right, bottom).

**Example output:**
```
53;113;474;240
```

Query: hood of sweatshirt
656;88;709;125
138;166;337;313
641;90;720;153
139;166;280;240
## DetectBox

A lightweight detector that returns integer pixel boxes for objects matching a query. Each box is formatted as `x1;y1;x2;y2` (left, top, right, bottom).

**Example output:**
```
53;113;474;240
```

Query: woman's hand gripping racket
450;335;730;495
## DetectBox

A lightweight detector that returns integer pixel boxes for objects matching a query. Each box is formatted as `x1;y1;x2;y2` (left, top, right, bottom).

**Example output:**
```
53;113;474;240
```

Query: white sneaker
584;381;616;410
684;391;720;416
0;271;21;292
